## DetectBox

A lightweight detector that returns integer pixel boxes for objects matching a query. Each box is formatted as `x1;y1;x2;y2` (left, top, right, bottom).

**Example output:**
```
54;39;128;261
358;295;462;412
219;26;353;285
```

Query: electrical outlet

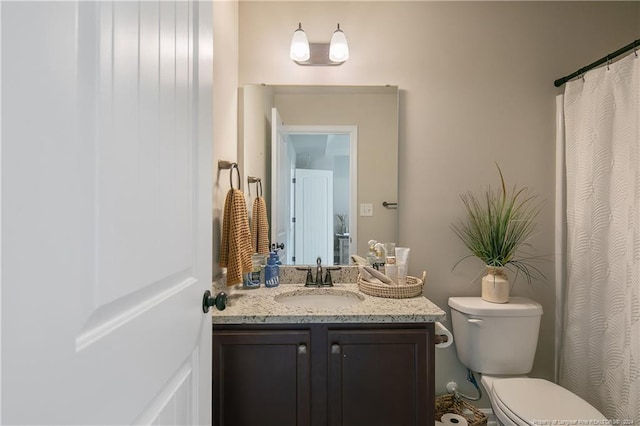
360;203;373;217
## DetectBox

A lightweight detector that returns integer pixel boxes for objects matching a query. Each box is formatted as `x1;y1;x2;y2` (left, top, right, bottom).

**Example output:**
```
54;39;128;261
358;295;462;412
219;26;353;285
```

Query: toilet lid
448;297;543;316
492;378;606;423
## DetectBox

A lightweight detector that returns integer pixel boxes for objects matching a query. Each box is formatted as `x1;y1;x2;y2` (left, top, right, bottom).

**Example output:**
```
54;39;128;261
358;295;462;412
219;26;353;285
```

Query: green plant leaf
451;164;544;285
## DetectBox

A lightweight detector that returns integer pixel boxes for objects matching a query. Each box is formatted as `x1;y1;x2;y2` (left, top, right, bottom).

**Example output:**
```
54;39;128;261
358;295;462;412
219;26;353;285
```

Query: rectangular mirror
240;85;399;265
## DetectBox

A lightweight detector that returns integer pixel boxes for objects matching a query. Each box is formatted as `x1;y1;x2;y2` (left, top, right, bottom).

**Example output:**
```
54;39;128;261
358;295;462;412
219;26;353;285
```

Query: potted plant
336;213;348;234
451;164;543;303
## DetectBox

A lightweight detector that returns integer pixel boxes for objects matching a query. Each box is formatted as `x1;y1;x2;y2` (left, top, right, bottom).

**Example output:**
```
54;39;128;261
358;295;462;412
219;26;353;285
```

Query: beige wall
219;0;639;405
212;1;239;281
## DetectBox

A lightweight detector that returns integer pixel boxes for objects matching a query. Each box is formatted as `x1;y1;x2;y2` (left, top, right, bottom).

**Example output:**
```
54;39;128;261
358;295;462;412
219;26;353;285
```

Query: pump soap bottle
265;250;280;288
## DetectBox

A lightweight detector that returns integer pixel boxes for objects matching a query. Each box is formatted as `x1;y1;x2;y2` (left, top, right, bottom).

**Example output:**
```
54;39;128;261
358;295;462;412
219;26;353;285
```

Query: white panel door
294;169;334;265
1;1;213;424
271;108;292;262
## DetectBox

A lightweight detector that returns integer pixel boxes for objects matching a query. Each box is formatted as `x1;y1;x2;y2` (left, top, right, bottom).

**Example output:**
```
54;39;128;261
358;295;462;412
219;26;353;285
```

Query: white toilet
448;297;607;425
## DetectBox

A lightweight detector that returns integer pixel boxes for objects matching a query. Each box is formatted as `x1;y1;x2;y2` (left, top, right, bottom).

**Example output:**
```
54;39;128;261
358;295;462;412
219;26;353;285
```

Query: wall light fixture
290;23;310;62
290;23;349;66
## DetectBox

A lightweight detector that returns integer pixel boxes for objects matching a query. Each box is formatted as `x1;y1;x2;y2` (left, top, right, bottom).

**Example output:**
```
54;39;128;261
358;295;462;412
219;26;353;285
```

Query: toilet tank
448;297;543;375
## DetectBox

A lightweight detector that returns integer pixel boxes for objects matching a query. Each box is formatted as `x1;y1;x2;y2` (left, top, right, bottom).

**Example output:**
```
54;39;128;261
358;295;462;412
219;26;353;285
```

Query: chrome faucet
298;257;341;287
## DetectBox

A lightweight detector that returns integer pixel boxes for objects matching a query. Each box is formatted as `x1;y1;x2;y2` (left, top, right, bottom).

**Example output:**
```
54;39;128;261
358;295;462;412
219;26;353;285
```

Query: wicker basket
435;394;487;426
357;271;425;299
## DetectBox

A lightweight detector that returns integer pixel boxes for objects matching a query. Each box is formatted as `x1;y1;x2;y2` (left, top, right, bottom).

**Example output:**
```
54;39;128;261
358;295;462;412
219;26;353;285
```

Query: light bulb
329;24;349;63
290;23;310;62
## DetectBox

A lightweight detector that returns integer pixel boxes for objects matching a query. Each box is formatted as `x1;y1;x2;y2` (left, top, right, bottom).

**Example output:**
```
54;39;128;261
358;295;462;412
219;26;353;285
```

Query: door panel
213;330;312;426
328;329;430;426
1;1;213;424
98;0;192;305
294;169;334;265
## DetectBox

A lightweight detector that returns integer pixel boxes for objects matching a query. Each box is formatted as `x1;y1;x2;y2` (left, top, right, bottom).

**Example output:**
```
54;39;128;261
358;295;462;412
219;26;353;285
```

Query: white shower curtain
560;52;640;420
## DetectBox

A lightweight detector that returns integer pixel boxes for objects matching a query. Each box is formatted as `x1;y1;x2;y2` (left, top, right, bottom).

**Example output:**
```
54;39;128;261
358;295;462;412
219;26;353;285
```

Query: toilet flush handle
467;318;484;325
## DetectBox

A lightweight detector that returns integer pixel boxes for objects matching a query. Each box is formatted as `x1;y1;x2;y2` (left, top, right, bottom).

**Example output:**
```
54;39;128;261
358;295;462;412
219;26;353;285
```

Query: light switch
360;203;373;217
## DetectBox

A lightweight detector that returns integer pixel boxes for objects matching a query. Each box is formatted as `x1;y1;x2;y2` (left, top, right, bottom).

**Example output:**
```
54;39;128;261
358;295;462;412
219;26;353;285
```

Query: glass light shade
290;24;310;62
329;25;349;62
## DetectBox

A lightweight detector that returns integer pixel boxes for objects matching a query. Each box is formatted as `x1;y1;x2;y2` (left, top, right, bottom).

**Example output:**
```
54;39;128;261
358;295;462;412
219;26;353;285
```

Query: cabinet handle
298;344;307;355
331;344;341;355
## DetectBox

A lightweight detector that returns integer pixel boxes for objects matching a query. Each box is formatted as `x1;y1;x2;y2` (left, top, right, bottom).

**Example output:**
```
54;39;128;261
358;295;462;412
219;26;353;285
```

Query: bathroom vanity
211;277;445;426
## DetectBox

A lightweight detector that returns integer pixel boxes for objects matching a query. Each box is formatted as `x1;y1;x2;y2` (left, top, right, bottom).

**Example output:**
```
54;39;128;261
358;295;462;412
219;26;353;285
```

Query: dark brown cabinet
213;329;311;426
213;323;435;426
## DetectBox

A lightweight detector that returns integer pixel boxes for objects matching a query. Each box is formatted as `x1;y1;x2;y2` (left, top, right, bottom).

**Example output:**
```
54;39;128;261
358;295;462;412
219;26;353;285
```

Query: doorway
285;126;357;265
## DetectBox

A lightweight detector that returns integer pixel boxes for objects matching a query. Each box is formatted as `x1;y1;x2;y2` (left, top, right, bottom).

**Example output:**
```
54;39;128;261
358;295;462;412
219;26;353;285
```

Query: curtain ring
230;164;241;190
634;41;638;58
606;55;611;71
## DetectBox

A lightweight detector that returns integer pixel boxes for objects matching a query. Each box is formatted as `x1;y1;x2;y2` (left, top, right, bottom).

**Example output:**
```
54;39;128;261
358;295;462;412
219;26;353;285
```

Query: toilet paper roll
441;413;468;426
435;322;454;349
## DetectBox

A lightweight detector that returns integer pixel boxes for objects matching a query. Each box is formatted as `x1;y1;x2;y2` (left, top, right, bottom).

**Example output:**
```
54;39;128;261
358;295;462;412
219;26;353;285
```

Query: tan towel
219;189;253;286
250;196;270;255
357;265;395;286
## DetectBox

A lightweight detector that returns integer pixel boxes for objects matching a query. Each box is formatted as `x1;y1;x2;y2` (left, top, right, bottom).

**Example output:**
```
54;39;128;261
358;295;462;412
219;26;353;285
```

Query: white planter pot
481;266;509;303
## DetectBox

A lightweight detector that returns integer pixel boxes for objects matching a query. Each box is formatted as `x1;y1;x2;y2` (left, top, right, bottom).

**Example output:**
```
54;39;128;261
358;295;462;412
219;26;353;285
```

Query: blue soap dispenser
264;249;280;288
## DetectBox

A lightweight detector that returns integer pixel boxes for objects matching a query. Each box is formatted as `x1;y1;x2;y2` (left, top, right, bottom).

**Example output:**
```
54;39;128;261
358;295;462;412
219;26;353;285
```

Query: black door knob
202;290;227;313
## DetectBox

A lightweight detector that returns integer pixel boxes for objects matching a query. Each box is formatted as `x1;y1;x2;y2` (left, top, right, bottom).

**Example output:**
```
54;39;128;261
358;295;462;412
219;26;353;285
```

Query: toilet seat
490;377;606;424
490;387;529;426
481;375;529;426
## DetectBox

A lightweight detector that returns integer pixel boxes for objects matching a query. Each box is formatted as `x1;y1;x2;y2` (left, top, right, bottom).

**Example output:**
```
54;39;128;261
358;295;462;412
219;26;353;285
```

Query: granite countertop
211;266;446;325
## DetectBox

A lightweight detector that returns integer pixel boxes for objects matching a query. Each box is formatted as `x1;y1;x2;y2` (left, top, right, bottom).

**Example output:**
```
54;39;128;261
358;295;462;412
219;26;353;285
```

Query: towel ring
247;176;262;197
218;160;241;190
229;163;241;190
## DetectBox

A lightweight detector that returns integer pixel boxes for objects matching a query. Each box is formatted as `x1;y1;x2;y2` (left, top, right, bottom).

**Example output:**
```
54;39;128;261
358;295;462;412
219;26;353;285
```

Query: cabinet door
328;328;432;426
213;329;311;426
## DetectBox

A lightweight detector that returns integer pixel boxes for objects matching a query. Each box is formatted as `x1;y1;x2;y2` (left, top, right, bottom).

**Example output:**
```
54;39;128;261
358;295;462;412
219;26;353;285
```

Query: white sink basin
275;289;364;308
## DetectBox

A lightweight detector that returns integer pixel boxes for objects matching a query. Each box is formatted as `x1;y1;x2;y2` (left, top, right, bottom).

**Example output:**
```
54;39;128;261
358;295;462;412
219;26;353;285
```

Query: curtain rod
554;38;640;87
